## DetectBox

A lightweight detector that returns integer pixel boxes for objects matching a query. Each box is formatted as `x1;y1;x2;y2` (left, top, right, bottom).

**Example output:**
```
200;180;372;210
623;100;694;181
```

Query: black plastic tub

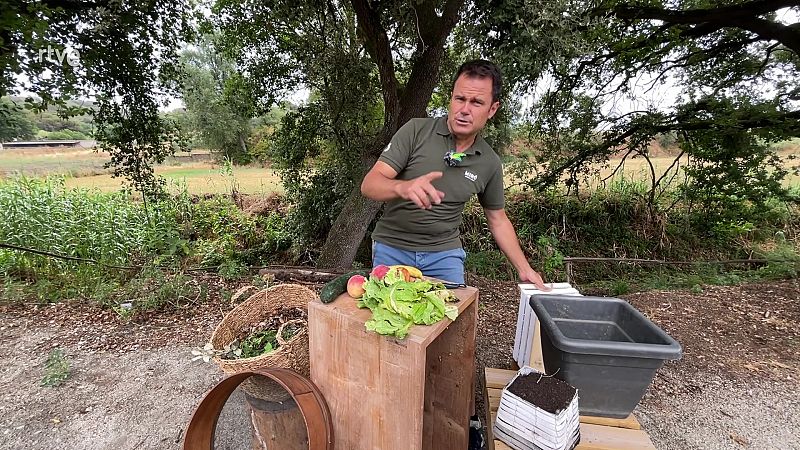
530;294;682;418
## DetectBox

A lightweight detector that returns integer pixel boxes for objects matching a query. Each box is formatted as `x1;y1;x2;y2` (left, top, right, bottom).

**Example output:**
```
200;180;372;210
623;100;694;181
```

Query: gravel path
1;278;798;449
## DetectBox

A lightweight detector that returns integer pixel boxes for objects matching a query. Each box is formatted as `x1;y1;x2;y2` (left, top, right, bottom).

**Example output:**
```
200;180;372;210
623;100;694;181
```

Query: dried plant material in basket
209;284;317;401
494;366;580;450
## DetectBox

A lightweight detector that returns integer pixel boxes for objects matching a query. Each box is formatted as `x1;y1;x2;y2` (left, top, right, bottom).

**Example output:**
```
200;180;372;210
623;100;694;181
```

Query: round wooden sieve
183;368;333;450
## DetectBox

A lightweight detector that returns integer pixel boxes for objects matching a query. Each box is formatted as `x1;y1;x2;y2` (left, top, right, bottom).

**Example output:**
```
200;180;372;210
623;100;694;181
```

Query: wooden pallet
484;368;656;450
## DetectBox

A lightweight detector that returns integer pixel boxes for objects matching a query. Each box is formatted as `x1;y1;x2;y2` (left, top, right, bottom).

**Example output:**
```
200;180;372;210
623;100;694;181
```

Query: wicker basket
210;283;316;400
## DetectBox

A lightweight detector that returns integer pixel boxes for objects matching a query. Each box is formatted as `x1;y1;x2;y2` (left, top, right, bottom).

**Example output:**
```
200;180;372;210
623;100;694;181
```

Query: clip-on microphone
443;151;467;167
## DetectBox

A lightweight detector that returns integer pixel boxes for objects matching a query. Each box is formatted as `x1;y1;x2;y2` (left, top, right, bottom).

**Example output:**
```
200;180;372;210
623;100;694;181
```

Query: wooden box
309;285;479;450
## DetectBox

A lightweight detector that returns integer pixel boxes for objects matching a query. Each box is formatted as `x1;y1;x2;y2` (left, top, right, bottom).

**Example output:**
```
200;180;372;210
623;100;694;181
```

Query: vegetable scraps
354;265;459;339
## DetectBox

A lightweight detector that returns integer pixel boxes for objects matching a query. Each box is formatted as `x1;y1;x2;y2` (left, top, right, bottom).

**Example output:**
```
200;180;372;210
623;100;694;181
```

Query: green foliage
110;269;197;316
269;98;381;248
179;34;255;163
752;242;800;280
238;330;277;358
464;251;515;280
0;264;122;304
469;1;800;209
0;96;95;140
188;196;292;269
462;179;800;284
610;280;630;296
214;0;387;250
36;129;88;140
536;235;564;279
41;348;70;387
0;97;36;141
218;260;249;281
0;176;297;304
214;0;449;263
678;101;792;222
1;1;195;196
0;177;186;278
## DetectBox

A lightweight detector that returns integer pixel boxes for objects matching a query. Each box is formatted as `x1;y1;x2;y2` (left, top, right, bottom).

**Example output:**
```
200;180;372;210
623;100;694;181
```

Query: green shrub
461;180;799;285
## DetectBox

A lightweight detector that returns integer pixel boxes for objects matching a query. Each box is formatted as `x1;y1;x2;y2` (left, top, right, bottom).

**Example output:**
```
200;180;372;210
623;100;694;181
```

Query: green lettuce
365;307;414;339
356;271;460;338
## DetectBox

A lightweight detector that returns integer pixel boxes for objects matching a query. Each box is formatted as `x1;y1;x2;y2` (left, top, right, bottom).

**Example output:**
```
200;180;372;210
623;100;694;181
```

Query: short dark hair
454;60;502;103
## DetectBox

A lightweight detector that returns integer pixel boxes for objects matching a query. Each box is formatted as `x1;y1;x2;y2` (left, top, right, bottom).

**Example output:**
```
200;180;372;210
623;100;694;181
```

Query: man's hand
395;171;446;209
519;267;552;292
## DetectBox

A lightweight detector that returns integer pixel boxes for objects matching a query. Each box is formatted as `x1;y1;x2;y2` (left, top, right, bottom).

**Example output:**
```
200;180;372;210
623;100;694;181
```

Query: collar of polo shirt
435;116;492;156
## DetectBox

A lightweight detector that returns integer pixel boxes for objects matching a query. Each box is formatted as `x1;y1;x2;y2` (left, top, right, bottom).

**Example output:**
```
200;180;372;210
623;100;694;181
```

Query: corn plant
0;176;185;276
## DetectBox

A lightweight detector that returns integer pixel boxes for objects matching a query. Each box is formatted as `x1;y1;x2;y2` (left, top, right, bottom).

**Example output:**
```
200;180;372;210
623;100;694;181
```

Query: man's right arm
361;162;445;210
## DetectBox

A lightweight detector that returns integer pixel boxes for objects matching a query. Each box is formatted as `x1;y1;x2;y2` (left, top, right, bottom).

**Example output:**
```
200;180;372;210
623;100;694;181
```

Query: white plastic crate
493;366;581;450
513;283;582;368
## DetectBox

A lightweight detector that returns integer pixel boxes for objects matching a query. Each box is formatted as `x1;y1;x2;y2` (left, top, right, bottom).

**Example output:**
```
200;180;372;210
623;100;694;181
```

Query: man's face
447;74;500;140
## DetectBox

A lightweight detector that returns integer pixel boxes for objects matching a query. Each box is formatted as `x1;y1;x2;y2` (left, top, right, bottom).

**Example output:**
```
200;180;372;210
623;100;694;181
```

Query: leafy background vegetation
1;0;798;310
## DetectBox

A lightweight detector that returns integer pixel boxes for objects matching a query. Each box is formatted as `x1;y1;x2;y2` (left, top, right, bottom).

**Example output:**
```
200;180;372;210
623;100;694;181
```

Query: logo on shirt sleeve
464;170;478;182
382;143;391;153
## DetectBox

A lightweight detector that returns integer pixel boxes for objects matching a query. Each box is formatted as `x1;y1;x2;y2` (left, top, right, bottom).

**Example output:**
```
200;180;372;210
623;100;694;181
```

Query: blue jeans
372;241;466;284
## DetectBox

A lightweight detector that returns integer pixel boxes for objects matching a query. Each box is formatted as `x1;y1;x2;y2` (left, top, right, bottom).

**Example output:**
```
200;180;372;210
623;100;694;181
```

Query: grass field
0;147;282;195
0;148;110;177
65;164;284;194
1;144;797;194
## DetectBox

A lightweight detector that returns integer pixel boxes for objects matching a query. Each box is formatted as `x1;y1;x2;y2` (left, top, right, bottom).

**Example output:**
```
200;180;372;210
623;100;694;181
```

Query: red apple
347;275;367;298
370;264;390;279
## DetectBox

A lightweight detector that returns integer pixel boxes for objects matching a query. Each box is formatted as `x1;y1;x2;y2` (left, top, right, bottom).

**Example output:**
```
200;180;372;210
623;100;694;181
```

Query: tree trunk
239;132;248;156
315;160;383;270
315;0;465;270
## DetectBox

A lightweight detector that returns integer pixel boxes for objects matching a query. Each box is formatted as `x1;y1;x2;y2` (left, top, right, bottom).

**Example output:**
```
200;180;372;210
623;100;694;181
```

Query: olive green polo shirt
372;116;505;251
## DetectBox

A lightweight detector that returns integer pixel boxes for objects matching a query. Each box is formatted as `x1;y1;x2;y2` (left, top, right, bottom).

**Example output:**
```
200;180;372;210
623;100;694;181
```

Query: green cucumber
319;269;369;304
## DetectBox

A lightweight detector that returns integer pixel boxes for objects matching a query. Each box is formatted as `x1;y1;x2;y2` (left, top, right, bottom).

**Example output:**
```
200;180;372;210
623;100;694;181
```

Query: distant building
0;140;96;150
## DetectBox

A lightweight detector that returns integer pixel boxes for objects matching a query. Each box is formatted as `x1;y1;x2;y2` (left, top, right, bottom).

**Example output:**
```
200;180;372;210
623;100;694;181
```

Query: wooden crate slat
575;423;656;450
580;415;641;430
484;377;496;450
485;367;515;389
492;423;655;450
488;388;501;413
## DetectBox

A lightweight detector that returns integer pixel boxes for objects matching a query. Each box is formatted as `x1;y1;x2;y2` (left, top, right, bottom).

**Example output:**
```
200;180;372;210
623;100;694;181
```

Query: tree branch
613;1;800;55
533;109;800;190
39;0;112;11
396;0;464;123
350;0;400;126
613;1;798;24
654;149;686;203
726;16;800;55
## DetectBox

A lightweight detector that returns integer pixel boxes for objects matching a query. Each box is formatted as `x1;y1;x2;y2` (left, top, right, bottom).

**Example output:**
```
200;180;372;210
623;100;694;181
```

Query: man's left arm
484;208;550;291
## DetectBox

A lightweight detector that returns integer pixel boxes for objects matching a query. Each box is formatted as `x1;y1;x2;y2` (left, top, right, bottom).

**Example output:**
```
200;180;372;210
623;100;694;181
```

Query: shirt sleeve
478;163;505;210
378;119;417;173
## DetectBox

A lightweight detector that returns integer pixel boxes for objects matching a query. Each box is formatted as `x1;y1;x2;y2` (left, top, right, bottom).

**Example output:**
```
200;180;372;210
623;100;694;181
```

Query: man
361;60;549;290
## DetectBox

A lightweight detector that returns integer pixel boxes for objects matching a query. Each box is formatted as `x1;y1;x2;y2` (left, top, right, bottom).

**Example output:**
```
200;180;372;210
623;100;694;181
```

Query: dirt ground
1;276;798;449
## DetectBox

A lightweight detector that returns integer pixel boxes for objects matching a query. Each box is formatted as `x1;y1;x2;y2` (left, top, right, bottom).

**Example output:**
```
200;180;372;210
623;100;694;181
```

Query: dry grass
3;143;797;195
1;147;280;194
507;147;800;191
0;147;112;177
64;163;284;194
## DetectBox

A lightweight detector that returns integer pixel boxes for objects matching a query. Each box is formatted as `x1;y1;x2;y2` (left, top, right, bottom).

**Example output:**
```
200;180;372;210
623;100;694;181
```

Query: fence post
565;260;573;285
